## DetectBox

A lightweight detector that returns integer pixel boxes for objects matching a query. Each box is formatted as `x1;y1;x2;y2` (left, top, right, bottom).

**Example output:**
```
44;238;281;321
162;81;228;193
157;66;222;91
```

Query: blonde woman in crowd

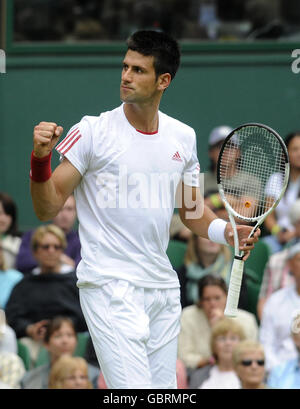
5;225;86;364
189;318;246;389
49;355;93;389
176;234;235;308
178;275;258;371
233;340;267;389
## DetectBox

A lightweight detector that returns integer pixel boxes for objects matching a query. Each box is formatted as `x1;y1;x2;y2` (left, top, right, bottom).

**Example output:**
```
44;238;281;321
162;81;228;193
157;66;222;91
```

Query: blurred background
1;0;300;231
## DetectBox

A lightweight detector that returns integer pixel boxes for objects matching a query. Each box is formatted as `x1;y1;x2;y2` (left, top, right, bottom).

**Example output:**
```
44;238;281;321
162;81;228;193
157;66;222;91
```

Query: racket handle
224;257;244;317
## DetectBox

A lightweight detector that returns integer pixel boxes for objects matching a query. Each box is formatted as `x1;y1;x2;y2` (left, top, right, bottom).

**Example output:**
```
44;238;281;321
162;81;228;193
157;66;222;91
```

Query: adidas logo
172;151;182;162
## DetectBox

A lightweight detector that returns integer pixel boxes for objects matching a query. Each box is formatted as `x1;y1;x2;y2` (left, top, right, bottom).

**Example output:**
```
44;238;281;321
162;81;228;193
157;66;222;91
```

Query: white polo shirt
259;285;300;371
56;104;200;288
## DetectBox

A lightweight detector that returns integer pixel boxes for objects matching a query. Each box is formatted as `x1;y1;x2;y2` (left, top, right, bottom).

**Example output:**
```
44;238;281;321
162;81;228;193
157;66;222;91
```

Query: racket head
217;123;289;222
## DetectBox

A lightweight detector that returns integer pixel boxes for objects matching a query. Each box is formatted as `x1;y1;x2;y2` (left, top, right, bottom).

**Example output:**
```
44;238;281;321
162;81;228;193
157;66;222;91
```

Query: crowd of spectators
1;125;300;389
13;0;300;43
172;125;300;389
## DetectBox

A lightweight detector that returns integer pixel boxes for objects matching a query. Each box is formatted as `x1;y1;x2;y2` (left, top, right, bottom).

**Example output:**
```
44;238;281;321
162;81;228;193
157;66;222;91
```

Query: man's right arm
30;121;82;221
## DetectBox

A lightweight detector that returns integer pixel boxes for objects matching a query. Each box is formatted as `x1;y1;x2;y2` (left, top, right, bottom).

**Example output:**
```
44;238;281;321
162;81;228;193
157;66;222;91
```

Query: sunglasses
240;359;265;367
38;244;63;251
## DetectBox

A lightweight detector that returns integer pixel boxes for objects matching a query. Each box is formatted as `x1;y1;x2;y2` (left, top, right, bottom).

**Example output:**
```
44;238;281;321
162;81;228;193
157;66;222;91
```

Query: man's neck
123;102;159;134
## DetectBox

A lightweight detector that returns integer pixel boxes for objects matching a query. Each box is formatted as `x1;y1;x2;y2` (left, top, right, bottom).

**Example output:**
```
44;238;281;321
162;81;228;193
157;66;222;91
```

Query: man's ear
158;73;172;91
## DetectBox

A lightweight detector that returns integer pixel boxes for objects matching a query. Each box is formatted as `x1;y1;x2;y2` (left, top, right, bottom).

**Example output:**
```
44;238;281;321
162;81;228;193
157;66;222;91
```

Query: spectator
21;316;99;389
176;233;244;308
169;213;192;242
0;351;26;389
178;275;258;371
203;126;261;223
263;131;300;253
0;192;21;270
246;0;284;40
259;241;300;371
16;195;81;274
257;198;300;320
204;125;233;198
267;314;300;389
0;309;18;354
49;355;93;389
233;340;267;389
0;244;23;310
189;317;245;389
5;225;86;365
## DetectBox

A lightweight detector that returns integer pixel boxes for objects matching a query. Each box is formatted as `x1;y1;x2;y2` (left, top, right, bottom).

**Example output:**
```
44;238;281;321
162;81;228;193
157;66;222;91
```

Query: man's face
289;252;300;288
120;50;161;104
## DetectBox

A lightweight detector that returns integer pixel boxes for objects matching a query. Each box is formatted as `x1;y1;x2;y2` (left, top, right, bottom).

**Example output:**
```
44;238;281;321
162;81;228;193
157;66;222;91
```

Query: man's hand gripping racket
217;123;290;317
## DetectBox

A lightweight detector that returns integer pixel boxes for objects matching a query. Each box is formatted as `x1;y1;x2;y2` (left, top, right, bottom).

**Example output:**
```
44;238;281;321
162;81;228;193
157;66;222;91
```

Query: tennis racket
217;123;289;317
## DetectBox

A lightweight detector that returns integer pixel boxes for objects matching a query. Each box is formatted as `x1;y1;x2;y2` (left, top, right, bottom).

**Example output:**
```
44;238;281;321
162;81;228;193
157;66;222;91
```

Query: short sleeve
182;135;200;188
265;172;283;198
55;116;92;176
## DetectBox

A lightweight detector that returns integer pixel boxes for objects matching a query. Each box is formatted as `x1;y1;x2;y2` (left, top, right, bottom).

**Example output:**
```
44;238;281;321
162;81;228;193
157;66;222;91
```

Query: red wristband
30;151;52;183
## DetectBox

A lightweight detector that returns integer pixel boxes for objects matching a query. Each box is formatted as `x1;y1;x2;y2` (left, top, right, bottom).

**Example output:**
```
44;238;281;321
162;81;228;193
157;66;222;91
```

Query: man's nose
122;68;132;82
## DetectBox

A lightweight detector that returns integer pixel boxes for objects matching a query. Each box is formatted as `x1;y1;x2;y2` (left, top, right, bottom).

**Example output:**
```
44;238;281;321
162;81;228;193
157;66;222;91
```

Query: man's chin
120;94;133;104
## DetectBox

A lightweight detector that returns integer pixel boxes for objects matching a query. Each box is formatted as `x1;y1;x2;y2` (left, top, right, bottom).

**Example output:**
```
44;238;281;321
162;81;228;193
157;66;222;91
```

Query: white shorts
79;279;182;389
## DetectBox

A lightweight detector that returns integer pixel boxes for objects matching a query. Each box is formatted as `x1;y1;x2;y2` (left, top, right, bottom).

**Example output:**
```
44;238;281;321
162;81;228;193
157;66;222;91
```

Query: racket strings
219;126;287;220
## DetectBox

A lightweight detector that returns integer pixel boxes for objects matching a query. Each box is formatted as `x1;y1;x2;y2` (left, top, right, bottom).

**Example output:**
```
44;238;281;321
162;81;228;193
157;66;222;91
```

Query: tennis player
30;30;259;389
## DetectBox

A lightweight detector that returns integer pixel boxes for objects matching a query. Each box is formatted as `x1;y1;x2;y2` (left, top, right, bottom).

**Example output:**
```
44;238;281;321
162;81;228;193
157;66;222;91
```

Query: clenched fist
33;122;64;158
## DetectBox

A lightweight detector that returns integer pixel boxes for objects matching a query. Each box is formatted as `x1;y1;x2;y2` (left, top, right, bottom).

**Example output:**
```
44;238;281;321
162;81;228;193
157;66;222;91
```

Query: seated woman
232;340;267;389
16;195;81;274
0;351;25;389
5;224;87;364
0;309;18;355
49;355;93;389
21;316;99;389
178;275;258;372
0;245;23;310
189;317;245;389
176;234;248;309
0;192;21;270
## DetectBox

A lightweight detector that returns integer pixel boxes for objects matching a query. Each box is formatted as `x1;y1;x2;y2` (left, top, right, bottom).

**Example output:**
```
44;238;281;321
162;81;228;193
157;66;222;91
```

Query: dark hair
44;316;76;344
285;131;300;149
126;30;180;81
0;192;19;236
198;274;228;300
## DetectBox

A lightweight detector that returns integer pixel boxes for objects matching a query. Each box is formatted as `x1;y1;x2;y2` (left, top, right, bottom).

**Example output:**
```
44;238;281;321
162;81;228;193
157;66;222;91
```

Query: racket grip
224;257;244;318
